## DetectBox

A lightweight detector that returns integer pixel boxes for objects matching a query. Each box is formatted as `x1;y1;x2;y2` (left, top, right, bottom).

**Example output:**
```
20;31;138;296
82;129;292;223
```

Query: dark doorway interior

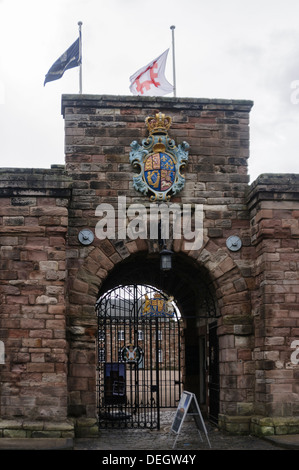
96;252;219;427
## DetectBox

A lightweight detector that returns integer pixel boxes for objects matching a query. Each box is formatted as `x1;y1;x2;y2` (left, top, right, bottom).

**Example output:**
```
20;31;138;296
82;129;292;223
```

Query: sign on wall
104;363;126;405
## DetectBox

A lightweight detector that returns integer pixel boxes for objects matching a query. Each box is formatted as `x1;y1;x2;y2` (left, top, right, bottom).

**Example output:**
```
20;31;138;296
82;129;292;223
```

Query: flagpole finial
78;21;83;26
170;25;175;30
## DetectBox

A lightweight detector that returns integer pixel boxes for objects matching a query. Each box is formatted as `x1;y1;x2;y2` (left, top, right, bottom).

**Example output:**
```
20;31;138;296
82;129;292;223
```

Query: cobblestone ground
74;411;283;451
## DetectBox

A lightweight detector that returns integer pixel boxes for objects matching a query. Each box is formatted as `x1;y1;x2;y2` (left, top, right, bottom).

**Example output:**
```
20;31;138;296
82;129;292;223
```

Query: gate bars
95;284;182;429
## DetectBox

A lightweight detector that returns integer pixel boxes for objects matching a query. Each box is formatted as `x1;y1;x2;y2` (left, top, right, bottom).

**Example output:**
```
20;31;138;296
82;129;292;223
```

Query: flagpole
78;21;83;94
170;25;176;97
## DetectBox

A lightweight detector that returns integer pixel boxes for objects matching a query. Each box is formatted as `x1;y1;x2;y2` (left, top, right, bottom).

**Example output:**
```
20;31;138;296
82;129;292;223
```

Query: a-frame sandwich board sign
170;391;211;449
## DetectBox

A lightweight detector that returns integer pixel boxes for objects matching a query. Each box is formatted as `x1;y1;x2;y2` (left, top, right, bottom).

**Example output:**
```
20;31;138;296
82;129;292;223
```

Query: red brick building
0;95;299;438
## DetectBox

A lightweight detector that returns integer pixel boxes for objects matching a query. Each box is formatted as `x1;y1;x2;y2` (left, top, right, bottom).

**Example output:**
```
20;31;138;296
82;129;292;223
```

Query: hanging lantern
160;248;173;271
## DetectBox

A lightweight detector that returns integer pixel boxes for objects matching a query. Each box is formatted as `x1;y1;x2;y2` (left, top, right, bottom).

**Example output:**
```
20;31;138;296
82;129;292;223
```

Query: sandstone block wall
0;95;298;435
0;167;71;420
247;174;299;417
61;95;255;419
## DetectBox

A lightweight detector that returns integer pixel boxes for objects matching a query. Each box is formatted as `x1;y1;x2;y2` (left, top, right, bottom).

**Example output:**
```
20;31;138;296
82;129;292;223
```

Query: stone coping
61;93;254;116
0;165;72;196
0;165;67;174
1;167;298;195
246;173;299;208
248;173;299;192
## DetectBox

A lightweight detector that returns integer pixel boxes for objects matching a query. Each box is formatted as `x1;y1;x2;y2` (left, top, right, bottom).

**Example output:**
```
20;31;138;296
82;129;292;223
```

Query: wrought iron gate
95;284;182;429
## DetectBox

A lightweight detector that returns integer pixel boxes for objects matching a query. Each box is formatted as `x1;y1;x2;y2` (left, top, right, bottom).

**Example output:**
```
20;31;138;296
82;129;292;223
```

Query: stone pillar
248;174;299;423
0;167;71;422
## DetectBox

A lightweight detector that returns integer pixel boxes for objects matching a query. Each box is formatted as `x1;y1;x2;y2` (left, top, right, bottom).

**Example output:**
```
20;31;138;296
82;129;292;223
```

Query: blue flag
44;38;80;85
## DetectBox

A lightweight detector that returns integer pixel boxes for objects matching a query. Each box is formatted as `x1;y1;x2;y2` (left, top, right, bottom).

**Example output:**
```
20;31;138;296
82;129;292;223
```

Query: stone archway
67;241;216;418
66;236;253;429
96;249;220;422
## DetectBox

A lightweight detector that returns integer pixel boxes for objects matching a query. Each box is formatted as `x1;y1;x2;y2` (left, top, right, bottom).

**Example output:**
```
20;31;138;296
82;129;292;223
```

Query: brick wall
248;174;299;417
0;167;71;420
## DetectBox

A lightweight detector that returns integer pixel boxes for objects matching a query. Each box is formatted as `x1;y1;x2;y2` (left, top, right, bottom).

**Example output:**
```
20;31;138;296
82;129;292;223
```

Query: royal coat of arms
129;112;189;201
141;293;175;318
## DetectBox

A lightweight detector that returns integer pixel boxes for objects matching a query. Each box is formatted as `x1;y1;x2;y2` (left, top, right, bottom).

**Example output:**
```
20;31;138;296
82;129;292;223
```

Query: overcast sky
1;0;299;183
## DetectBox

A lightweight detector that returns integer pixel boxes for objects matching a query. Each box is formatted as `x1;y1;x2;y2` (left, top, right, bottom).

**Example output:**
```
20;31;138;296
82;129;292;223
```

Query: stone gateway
0;95;299;439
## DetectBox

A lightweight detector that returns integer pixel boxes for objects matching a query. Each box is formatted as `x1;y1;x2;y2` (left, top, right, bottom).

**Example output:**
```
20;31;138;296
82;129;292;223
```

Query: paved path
1;411;299;451
74;412;285;451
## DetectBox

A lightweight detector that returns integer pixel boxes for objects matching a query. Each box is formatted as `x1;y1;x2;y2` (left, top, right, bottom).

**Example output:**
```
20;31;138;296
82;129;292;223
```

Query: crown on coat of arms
129;110;189;201
145;112;172;135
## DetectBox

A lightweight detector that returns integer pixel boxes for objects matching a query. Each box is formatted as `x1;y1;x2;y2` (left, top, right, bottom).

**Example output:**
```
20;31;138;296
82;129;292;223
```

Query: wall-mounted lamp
160;248;173;271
